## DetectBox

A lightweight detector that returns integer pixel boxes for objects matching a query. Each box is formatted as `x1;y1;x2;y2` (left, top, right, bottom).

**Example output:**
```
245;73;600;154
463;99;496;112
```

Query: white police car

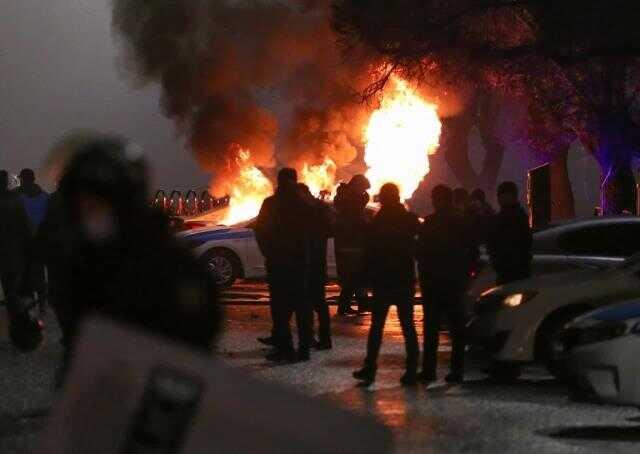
178;219;338;288
563;300;640;406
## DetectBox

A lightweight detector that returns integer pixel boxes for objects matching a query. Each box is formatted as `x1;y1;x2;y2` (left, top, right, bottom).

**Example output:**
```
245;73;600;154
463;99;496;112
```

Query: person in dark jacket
468;189;495;246
255;168;314;362
0;170;32;321
299;183;333;350
56;137;221;366
353;183;420;386
453;187;470;216
488;182;533;285
417;185;478;384
333;175;370;316
16;168;49;233
15;168;50;311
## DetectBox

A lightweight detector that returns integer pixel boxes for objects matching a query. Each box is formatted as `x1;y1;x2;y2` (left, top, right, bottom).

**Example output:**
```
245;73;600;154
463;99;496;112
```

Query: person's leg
294;274;313;360
268;270;295;358
337;286;356;315
313;279;331;347
422;294;443;380
396;293;419;377
446;293;467;381
363;291;390;369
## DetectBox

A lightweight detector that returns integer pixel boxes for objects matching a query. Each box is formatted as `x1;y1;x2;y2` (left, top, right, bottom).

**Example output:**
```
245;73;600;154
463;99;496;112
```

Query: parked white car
467;253;640;378
469;216;640;299
562;300;640;406
178;220;338;288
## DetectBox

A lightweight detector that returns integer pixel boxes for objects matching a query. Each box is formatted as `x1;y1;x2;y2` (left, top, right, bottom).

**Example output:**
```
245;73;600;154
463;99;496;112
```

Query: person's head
0;170;8;192
431;184;453;212
378;183;400;207
453;187;470;210
59;136;148;243
348;174;371;194
19;168;36;187
497;181;519;208
277;167;297;190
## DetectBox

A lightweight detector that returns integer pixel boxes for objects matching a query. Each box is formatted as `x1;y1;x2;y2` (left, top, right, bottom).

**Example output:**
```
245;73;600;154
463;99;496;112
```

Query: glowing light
220;150;273;225
364;77;441;200
301;157;337;197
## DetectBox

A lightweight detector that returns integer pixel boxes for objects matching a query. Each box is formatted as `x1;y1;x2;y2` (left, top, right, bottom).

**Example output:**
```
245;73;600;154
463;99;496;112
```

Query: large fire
364;77;441;200
220;150;273;225
301;157;337;197
214;77;440;225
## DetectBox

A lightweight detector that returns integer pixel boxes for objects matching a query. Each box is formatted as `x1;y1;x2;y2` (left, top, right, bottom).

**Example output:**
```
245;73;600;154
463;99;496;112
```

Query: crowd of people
1;135;221;384
255;169;532;386
2;134;532;388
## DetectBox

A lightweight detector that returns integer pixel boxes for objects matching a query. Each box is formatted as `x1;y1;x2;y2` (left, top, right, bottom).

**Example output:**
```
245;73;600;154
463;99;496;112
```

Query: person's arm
254;199;273;258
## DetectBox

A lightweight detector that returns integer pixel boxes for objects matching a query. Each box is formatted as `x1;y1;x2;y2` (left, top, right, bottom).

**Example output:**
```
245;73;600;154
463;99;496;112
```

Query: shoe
297;350;311;362
315;340;332;351
417;371;437;384
265;350;295;363
353;366;376;386
400;371;418;386
444;373;464;384
257;336;276;346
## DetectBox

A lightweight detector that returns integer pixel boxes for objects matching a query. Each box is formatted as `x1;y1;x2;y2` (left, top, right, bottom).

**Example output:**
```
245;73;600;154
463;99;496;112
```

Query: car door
557;222;640;270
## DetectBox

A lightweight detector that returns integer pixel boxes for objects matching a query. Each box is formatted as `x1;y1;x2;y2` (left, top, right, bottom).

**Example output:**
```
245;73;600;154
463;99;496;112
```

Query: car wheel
538;310;588;379
202;249;240;289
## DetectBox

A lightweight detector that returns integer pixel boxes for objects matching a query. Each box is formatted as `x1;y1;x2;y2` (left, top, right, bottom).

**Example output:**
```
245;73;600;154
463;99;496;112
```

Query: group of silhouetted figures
255;168;532;386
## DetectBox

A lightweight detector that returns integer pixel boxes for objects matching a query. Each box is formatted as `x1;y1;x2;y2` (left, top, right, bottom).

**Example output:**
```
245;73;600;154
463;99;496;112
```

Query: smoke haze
112;0;378;195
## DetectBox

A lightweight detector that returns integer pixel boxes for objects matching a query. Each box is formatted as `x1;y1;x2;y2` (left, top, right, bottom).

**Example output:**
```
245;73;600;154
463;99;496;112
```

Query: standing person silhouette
353;183;419;387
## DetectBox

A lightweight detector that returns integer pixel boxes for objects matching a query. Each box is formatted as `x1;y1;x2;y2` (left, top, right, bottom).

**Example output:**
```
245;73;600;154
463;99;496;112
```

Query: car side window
558;224;640;257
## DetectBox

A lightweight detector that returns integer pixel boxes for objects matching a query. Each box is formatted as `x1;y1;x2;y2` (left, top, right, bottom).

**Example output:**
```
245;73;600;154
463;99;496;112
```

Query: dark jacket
488;204;533;278
306;200;333;282
255;187;313;269
366;203;419;291
0;190;31;274
467;202;495;246
64;211;221;351
16;184;49;233
417;207;477;292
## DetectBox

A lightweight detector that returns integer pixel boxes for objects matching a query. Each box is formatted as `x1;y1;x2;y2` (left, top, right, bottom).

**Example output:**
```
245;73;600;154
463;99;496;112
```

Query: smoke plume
112;0;378;195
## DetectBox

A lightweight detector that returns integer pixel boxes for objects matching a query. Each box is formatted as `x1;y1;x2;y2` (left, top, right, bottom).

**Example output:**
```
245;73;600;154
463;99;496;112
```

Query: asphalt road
1;281;640;453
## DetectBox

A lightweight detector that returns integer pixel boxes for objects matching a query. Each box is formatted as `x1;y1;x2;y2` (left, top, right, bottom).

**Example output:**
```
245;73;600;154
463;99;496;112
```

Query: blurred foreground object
36;317;393;454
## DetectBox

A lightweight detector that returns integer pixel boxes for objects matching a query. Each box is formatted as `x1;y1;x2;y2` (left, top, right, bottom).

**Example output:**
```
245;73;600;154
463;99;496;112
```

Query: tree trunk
600;159;636;215
549;148;575;220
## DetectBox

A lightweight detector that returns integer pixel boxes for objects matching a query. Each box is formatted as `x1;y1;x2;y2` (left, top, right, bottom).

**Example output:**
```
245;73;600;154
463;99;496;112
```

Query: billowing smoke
111;0;377;195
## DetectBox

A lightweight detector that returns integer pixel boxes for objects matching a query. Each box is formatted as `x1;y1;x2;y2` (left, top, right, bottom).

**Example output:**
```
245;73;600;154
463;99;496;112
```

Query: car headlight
502;292;537;308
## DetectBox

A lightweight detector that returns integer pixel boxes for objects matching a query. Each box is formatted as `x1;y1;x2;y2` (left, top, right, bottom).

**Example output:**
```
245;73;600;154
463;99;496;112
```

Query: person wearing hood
353;183;420;387
488;182;533;285
55;137;221;370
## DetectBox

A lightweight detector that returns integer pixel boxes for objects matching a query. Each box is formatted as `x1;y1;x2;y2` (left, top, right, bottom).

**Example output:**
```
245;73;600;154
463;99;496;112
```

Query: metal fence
152;190;230;217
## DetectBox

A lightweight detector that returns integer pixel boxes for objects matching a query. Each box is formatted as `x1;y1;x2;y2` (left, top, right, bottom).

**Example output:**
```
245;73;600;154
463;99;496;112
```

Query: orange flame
364;77;441;200
220;150;273;225
301;157;337;197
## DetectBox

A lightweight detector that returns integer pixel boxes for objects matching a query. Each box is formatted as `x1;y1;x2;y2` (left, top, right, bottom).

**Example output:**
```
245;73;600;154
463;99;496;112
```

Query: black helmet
59;136;148;210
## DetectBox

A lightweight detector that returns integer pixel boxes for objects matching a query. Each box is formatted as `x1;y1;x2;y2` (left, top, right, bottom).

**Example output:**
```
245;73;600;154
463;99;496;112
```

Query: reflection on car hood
583;300;640;322
494;267;607;294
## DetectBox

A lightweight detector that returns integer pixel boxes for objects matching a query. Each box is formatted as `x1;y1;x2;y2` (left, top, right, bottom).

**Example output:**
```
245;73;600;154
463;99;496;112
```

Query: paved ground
2;282;640;453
